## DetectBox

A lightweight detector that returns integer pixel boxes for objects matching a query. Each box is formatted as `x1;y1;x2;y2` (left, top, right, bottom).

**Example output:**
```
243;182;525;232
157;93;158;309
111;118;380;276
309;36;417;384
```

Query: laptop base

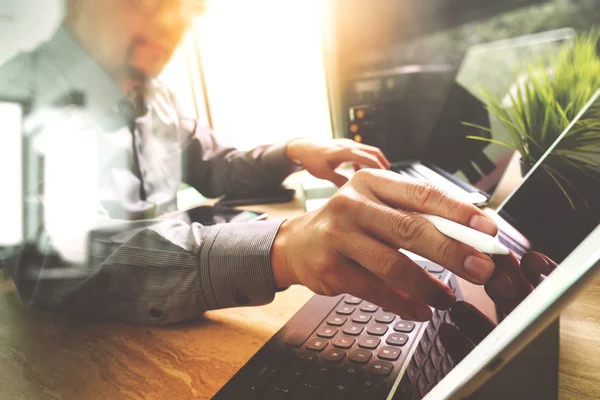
468;318;559;400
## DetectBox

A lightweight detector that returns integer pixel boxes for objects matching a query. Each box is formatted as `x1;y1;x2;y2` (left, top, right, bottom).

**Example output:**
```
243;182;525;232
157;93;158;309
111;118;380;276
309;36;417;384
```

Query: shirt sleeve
1;71;289;326
10;108;287;323
180;119;304;198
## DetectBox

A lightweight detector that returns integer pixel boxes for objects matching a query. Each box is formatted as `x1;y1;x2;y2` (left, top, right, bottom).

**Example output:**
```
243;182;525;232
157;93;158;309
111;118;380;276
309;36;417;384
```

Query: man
0;0;498;324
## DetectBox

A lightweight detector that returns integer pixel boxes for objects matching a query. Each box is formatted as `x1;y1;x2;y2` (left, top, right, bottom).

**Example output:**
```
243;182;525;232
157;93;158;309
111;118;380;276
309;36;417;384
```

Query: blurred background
1;0;599;172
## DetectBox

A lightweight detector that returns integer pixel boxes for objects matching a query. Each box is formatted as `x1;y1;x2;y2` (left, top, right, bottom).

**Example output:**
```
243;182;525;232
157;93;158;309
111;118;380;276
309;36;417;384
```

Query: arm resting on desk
12;219;284;324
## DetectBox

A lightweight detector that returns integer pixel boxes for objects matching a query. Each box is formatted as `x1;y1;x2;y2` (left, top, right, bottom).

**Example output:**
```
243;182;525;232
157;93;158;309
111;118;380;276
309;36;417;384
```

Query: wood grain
0;178;598;399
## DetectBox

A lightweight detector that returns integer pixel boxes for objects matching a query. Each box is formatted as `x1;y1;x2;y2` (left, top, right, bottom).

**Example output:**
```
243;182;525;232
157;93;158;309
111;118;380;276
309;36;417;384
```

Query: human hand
285;137;391;187
439;252;558;362
270;169;499;321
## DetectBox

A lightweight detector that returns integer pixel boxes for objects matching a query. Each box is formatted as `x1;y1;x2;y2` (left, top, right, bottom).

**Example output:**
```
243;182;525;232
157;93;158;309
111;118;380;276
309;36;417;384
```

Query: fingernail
417;306;433;321
464;254;495;283
470;215;498;236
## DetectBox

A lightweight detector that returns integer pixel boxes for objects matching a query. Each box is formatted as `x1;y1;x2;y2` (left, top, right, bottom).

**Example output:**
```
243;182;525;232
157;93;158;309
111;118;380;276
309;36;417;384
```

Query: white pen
419;214;510;255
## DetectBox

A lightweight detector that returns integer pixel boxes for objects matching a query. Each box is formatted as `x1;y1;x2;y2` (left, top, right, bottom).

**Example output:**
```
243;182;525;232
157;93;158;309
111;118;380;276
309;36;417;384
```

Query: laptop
212;87;600;399
303;28;575;212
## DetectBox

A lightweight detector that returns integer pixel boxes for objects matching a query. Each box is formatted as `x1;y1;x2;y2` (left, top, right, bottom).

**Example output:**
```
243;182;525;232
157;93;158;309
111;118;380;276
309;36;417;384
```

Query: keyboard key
386;333;409;346
336;305;356;315
406;362;420;385
296;350;318;364
425;359;437;383
326;382;352;399
432;311;443;329
442;356;453;375
343;324;364;336
435;334;445;355
345;296;362;305
422;261;445;273
317;326;338;339
378;346;401;361
357;336;380;350
306;338;328;352
356;376;385;395
426;323;436;341
349;349;372;364
327;315;347;326
285;332;309;348
417;374;432;396
264;384;292;399
367;323;388;336
333;336;356;349
432;272;444;280
264;383;292;400
370;360;394;377
306;362;333;384
414;346;426;368
394;321;415;333
431;347;444;368
352;313;372;324
375;312;396;324
338;364;363;381
323;348;346;363
279;366;304;387
292;382;323;400
244;365;275;397
360;303;379;313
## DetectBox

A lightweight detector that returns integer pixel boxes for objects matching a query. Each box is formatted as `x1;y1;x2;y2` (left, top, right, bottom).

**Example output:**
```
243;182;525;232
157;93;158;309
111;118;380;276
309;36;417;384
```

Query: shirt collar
44;23;128;123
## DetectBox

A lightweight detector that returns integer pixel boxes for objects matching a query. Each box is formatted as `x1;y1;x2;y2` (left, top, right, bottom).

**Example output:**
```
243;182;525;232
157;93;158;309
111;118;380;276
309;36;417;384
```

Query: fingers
341;138;391;170
485;252;534;315
355;144;391;169
331;261;433;321
449;301;496;345
520;252;558;286
355;170;498;236
333;231;456;309
349;197;495;284
343;148;386;170
439;323;474;364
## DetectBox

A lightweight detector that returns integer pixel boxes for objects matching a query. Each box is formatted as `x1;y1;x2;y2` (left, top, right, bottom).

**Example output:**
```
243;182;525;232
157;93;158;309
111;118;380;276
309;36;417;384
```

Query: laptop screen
0;99;24;248
327;0;596;196
423;29;574;194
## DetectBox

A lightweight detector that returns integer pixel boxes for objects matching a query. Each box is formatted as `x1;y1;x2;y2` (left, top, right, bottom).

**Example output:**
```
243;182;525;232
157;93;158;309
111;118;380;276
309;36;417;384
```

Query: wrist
285;138;307;164
271;219;297;288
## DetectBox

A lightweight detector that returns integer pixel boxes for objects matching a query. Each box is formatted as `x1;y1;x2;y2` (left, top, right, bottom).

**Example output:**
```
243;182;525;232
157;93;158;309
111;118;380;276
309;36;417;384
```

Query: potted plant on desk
464;29;600;208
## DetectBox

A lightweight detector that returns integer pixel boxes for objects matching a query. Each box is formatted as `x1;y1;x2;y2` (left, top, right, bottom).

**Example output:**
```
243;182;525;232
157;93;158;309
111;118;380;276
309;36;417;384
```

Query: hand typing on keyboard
271;169;500;322
439;252;558;362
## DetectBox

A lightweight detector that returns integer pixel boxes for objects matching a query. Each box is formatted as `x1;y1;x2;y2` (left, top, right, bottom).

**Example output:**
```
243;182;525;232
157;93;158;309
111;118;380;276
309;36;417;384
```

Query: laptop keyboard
213;262;462;400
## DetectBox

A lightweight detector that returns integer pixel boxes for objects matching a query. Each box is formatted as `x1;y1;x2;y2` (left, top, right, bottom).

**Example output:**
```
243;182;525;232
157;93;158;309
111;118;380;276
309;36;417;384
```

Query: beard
121;38;171;84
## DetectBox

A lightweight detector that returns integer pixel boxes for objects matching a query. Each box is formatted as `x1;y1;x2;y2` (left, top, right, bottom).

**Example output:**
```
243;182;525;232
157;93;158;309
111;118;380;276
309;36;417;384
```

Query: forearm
11;219;284;324
183;123;303;198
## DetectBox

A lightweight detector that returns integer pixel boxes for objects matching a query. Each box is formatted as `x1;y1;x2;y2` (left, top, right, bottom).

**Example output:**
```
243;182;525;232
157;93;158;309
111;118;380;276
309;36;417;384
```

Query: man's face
79;0;193;80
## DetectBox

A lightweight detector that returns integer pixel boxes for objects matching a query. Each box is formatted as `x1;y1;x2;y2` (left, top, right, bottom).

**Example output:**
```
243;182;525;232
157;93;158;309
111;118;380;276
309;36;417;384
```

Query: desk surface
1;183;599;400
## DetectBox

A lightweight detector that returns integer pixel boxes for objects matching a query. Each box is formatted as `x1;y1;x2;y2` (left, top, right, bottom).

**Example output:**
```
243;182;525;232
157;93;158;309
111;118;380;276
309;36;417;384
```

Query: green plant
464;29;600;208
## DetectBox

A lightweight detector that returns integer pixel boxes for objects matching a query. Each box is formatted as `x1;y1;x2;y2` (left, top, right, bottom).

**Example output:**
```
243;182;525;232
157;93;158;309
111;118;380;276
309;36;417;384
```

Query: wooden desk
1;186;599;399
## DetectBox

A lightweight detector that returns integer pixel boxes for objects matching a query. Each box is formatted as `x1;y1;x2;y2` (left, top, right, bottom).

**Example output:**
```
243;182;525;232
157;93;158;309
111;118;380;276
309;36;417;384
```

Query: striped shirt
0;24;302;324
